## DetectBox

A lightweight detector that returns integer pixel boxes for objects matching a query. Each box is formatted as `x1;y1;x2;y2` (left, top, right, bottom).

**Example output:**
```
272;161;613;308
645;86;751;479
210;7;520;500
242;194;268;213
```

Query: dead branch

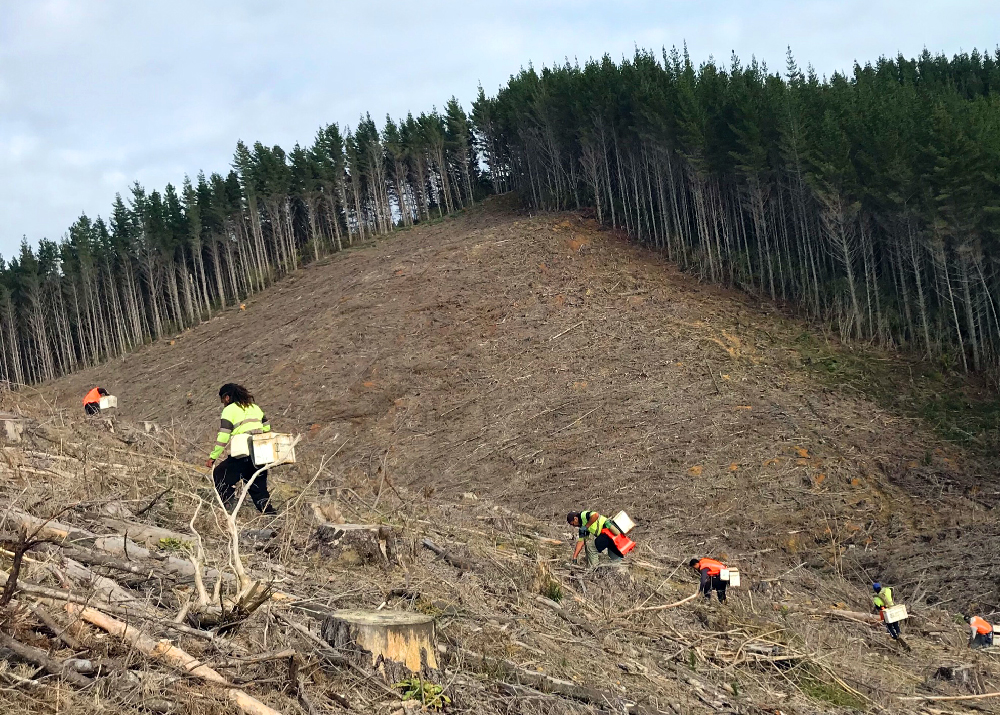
212;648;296;669
134;486;173;517
422;537;473;570
454;646;624;707
62;602;282;715
534;595;598;635
0;630;92;688
899;692;1000;702
619;587;701;616
776;602;880;625
212;436;300;600
28;601;80;650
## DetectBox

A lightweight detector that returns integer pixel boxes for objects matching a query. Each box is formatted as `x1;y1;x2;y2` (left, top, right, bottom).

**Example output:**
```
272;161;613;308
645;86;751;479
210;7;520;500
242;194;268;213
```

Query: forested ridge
4;46;1000;386
474;47;1000;376
0;104;483;385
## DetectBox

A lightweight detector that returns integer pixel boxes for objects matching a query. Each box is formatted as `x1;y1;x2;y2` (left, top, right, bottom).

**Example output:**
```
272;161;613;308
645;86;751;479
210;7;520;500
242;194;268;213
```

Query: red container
602;528;636;556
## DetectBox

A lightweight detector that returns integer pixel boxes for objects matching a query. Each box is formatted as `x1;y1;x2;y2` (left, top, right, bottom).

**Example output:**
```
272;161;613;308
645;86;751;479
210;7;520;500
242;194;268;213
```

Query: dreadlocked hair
219;383;254;408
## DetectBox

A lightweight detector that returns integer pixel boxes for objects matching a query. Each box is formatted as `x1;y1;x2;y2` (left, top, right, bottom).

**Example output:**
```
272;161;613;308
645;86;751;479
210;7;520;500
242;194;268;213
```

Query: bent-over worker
82;386;109;415
567;510;623;568
205;383;277;515
872;582;901;640
690;558;728;603
966;615;994;649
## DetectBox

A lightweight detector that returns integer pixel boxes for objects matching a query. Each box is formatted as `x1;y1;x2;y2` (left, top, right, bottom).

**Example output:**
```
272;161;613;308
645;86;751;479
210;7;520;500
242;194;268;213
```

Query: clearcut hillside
26;194;1000;714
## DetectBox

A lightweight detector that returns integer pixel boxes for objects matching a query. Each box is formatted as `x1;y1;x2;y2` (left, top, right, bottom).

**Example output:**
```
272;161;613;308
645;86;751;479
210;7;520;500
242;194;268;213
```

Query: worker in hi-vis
966;615;994;649
567;510;624;568
82;386;109;415
872;583;901;640
690;558;728;603
205;383;277;515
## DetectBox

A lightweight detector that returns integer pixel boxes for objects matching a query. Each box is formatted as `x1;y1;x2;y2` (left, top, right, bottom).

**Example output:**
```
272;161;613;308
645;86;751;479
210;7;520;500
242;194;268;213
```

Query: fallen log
62;602;281;715
0;631;92;688
775;603;880;625
0;571;238;649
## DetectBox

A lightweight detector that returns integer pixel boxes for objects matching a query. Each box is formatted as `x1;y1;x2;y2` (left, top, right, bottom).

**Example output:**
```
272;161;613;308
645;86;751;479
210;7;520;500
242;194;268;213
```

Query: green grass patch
793;330;1000;458
794;668;865;709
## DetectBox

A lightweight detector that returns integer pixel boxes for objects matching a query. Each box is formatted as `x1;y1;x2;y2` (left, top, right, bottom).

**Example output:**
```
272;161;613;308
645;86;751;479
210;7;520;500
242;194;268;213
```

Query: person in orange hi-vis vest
690;557;728;603
82;387;109;416
966;615;994;649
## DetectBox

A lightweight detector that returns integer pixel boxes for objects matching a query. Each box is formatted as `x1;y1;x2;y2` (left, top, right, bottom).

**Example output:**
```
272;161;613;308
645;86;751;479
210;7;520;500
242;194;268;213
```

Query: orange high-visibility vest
971;616;992;635
83;387;103;406
696;558;725;576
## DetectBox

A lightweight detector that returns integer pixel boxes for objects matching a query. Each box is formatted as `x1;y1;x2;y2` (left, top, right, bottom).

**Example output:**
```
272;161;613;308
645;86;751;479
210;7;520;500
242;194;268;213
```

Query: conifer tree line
6;45;1000;387
0;102;481;385
472;47;1000;374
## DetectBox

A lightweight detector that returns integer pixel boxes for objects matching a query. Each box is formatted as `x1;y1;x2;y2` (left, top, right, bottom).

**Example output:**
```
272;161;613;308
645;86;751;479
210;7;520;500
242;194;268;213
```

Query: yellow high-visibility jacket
209;402;269;461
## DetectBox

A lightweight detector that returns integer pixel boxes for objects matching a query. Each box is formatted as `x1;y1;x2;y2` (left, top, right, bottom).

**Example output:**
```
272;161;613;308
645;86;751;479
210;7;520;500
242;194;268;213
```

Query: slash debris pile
0;395;997;715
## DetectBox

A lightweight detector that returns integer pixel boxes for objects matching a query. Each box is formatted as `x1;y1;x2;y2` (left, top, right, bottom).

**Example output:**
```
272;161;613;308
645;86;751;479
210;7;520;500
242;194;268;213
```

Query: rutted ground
22;196;1000;713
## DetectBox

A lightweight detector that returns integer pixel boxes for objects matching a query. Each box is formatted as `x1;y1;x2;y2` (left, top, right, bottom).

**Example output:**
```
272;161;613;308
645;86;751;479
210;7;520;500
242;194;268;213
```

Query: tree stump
0;416;26;443
321;610;437;681
311;524;397;566
934;663;984;693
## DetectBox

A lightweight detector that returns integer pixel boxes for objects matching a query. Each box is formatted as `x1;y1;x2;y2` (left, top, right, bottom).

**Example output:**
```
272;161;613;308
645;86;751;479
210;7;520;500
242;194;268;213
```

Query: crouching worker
872;583;901;640
82;386;109;415
567;510;623;568
205;383;277;515
967;615;994;649
690;558;728;603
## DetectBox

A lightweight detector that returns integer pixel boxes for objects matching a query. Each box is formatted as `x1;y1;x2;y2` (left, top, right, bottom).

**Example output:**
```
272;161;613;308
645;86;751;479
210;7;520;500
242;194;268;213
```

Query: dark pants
594;532;624;558
885;620;901;640
973;631;993;649
702;575;727;602
213;456;276;514
84;402;100;415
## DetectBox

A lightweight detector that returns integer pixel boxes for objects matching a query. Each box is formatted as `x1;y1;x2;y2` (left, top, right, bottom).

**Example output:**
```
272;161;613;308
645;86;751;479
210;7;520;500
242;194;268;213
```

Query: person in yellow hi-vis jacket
205;383;276;514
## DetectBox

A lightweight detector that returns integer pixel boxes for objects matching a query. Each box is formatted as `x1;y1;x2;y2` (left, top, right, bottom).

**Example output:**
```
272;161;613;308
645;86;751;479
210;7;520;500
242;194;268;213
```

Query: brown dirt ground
45;197;997;603
23;195;1000;713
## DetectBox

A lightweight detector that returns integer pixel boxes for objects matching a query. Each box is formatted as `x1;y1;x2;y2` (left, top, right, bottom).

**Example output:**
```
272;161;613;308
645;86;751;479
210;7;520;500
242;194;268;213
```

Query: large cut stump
312;524;398;566
0;414;27;443
321;610;437;681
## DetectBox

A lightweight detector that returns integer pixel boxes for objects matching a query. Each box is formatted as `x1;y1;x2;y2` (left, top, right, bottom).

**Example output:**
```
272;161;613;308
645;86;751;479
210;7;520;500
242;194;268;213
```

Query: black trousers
84;402;100;415
885;620;901;639
973;631;993;648
702;575;728;602
213;456;276;514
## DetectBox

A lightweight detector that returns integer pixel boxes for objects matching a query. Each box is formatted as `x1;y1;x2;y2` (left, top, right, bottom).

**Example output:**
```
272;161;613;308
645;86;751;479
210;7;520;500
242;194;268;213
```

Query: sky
0;0;997;258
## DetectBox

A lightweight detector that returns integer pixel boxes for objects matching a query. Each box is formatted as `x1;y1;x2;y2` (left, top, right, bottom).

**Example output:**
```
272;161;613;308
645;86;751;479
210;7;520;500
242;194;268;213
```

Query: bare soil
14;195;1000;713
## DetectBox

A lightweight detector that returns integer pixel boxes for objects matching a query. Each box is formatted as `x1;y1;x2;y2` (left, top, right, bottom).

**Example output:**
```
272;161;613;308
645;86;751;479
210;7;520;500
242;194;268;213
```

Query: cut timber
312;523;397;566
322;609;437;680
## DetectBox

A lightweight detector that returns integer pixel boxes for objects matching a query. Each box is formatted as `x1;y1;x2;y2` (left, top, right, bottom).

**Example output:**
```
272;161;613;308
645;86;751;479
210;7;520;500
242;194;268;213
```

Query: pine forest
3;46;1000;385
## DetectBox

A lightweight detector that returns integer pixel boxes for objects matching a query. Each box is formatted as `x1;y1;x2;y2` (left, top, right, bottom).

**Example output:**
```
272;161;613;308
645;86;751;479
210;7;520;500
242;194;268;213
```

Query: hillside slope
25;195;1000;713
